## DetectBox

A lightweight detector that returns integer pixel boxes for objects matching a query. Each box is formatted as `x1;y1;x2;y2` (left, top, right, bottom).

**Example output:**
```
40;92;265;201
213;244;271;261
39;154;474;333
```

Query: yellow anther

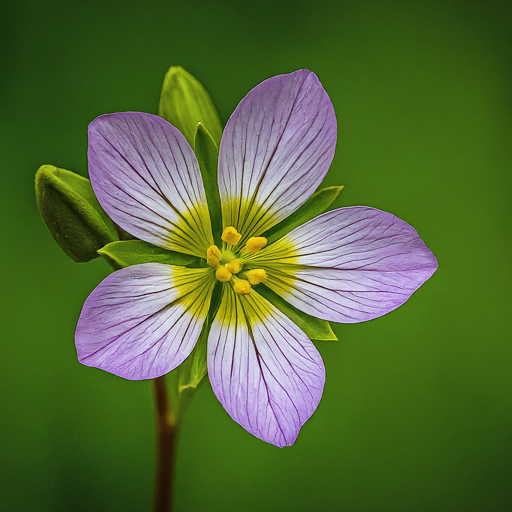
215;266;232;282
222;226;242;245
206;245;221;266
246;269;267;285
233;279;251;295
245;237;267;253
226;259;242;274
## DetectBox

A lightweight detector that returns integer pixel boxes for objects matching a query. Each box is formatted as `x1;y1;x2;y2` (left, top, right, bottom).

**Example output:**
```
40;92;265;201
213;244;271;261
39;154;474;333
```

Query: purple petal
248;207;438;323
75;263;215;380
218;70;337;242
208;284;325;447
88;112;213;258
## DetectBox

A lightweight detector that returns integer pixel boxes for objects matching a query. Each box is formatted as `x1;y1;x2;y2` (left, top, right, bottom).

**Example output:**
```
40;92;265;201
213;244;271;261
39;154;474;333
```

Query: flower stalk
153;376;179;512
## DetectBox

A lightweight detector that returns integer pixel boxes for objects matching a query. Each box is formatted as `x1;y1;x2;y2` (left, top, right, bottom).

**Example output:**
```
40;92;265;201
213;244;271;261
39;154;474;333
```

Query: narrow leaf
98;240;196;270
194;123;222;246
264;186;344;244
257;285;338;341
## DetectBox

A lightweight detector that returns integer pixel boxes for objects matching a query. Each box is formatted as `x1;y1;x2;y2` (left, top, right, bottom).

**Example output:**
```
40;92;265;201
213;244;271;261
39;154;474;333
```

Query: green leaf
264;186;344;244
35;165;118;262
194;123;222;246
257;285;338;341
159;66;223;147
98;240;197;270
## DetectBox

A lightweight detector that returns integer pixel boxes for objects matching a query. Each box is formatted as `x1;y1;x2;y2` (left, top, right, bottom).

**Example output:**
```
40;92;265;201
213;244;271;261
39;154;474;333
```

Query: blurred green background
1;0;512;510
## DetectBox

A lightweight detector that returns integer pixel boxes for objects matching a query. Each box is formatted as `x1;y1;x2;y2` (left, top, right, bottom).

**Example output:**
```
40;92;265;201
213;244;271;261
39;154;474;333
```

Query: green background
2;0;511;510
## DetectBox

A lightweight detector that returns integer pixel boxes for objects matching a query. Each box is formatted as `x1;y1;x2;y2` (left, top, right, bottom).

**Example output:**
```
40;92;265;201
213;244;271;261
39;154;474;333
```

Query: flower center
206;226;268;294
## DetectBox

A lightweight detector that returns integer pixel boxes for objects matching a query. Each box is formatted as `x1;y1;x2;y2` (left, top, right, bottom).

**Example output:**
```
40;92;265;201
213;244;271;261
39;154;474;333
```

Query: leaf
257;285;338;341
194;123;222;246
35;165;118;262
158;66;223;147
264;186;344;244
98;240;197;270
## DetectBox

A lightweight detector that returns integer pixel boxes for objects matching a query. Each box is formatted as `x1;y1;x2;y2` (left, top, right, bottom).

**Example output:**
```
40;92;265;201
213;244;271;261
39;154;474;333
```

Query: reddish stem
153;376;179;512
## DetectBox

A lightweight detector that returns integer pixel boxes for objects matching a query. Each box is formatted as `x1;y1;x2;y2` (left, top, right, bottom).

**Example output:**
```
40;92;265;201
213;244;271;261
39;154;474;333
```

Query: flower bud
158;66;223;147
35;165;118;262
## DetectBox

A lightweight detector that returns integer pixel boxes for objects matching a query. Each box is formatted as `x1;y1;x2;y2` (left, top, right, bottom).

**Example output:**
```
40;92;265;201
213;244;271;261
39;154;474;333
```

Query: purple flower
76;70;437;447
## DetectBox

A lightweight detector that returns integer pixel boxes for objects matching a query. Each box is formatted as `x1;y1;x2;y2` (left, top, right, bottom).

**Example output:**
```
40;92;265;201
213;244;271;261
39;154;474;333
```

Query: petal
88;112;213;258
218;70;337;243
208;284;325;447
247;207;438;323
75;263;215;380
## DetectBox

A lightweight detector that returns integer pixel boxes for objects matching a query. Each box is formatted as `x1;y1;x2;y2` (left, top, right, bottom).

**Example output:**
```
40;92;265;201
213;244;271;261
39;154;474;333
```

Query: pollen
245;237;267;253
206;245;221;266
215;266;232;282
246;269;267;285
222;226;242;245
226;259;242;274
233;279;251;295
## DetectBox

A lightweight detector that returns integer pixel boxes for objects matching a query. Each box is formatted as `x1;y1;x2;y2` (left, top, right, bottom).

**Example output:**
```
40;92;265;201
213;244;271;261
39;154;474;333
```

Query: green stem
153;376;179;512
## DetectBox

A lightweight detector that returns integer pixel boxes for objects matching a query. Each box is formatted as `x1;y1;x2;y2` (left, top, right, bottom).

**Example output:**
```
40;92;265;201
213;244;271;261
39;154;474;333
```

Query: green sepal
264;186;344;244
35;165;118;262
167;282;222;421
194;123;222;246
159;66;223;147
98;240;196;270
257;285;338;341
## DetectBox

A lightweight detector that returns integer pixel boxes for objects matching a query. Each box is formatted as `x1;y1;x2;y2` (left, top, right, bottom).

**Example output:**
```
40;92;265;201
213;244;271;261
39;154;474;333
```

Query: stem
153;376;179;512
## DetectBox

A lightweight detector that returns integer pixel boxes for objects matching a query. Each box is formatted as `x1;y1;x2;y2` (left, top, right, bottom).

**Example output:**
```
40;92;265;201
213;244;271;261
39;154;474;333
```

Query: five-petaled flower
76;70;437;447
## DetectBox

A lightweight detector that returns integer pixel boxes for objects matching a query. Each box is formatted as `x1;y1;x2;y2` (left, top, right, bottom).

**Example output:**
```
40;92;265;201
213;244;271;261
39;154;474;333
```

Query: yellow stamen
206;245;221;266
245;237;267;253
226;259;242;274
233;279;251;295
246;269;267;285
222;226;242;245
215;266;232;282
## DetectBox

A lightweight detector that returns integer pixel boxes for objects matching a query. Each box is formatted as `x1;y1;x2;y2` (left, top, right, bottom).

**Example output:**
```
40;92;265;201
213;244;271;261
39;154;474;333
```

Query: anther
222;226;242;245
206;245;221;266
226;259;242;274
245;237;267;253
215;266;232;282
233;279;251;295
246;269;267;285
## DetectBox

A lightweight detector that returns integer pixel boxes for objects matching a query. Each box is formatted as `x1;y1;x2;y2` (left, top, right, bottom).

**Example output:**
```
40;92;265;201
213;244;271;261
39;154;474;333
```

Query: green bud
35;165;118;262
159;66;223;147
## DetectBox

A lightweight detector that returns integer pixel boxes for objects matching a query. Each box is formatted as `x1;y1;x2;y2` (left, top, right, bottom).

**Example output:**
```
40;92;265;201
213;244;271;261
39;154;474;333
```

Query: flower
76;70;437;447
